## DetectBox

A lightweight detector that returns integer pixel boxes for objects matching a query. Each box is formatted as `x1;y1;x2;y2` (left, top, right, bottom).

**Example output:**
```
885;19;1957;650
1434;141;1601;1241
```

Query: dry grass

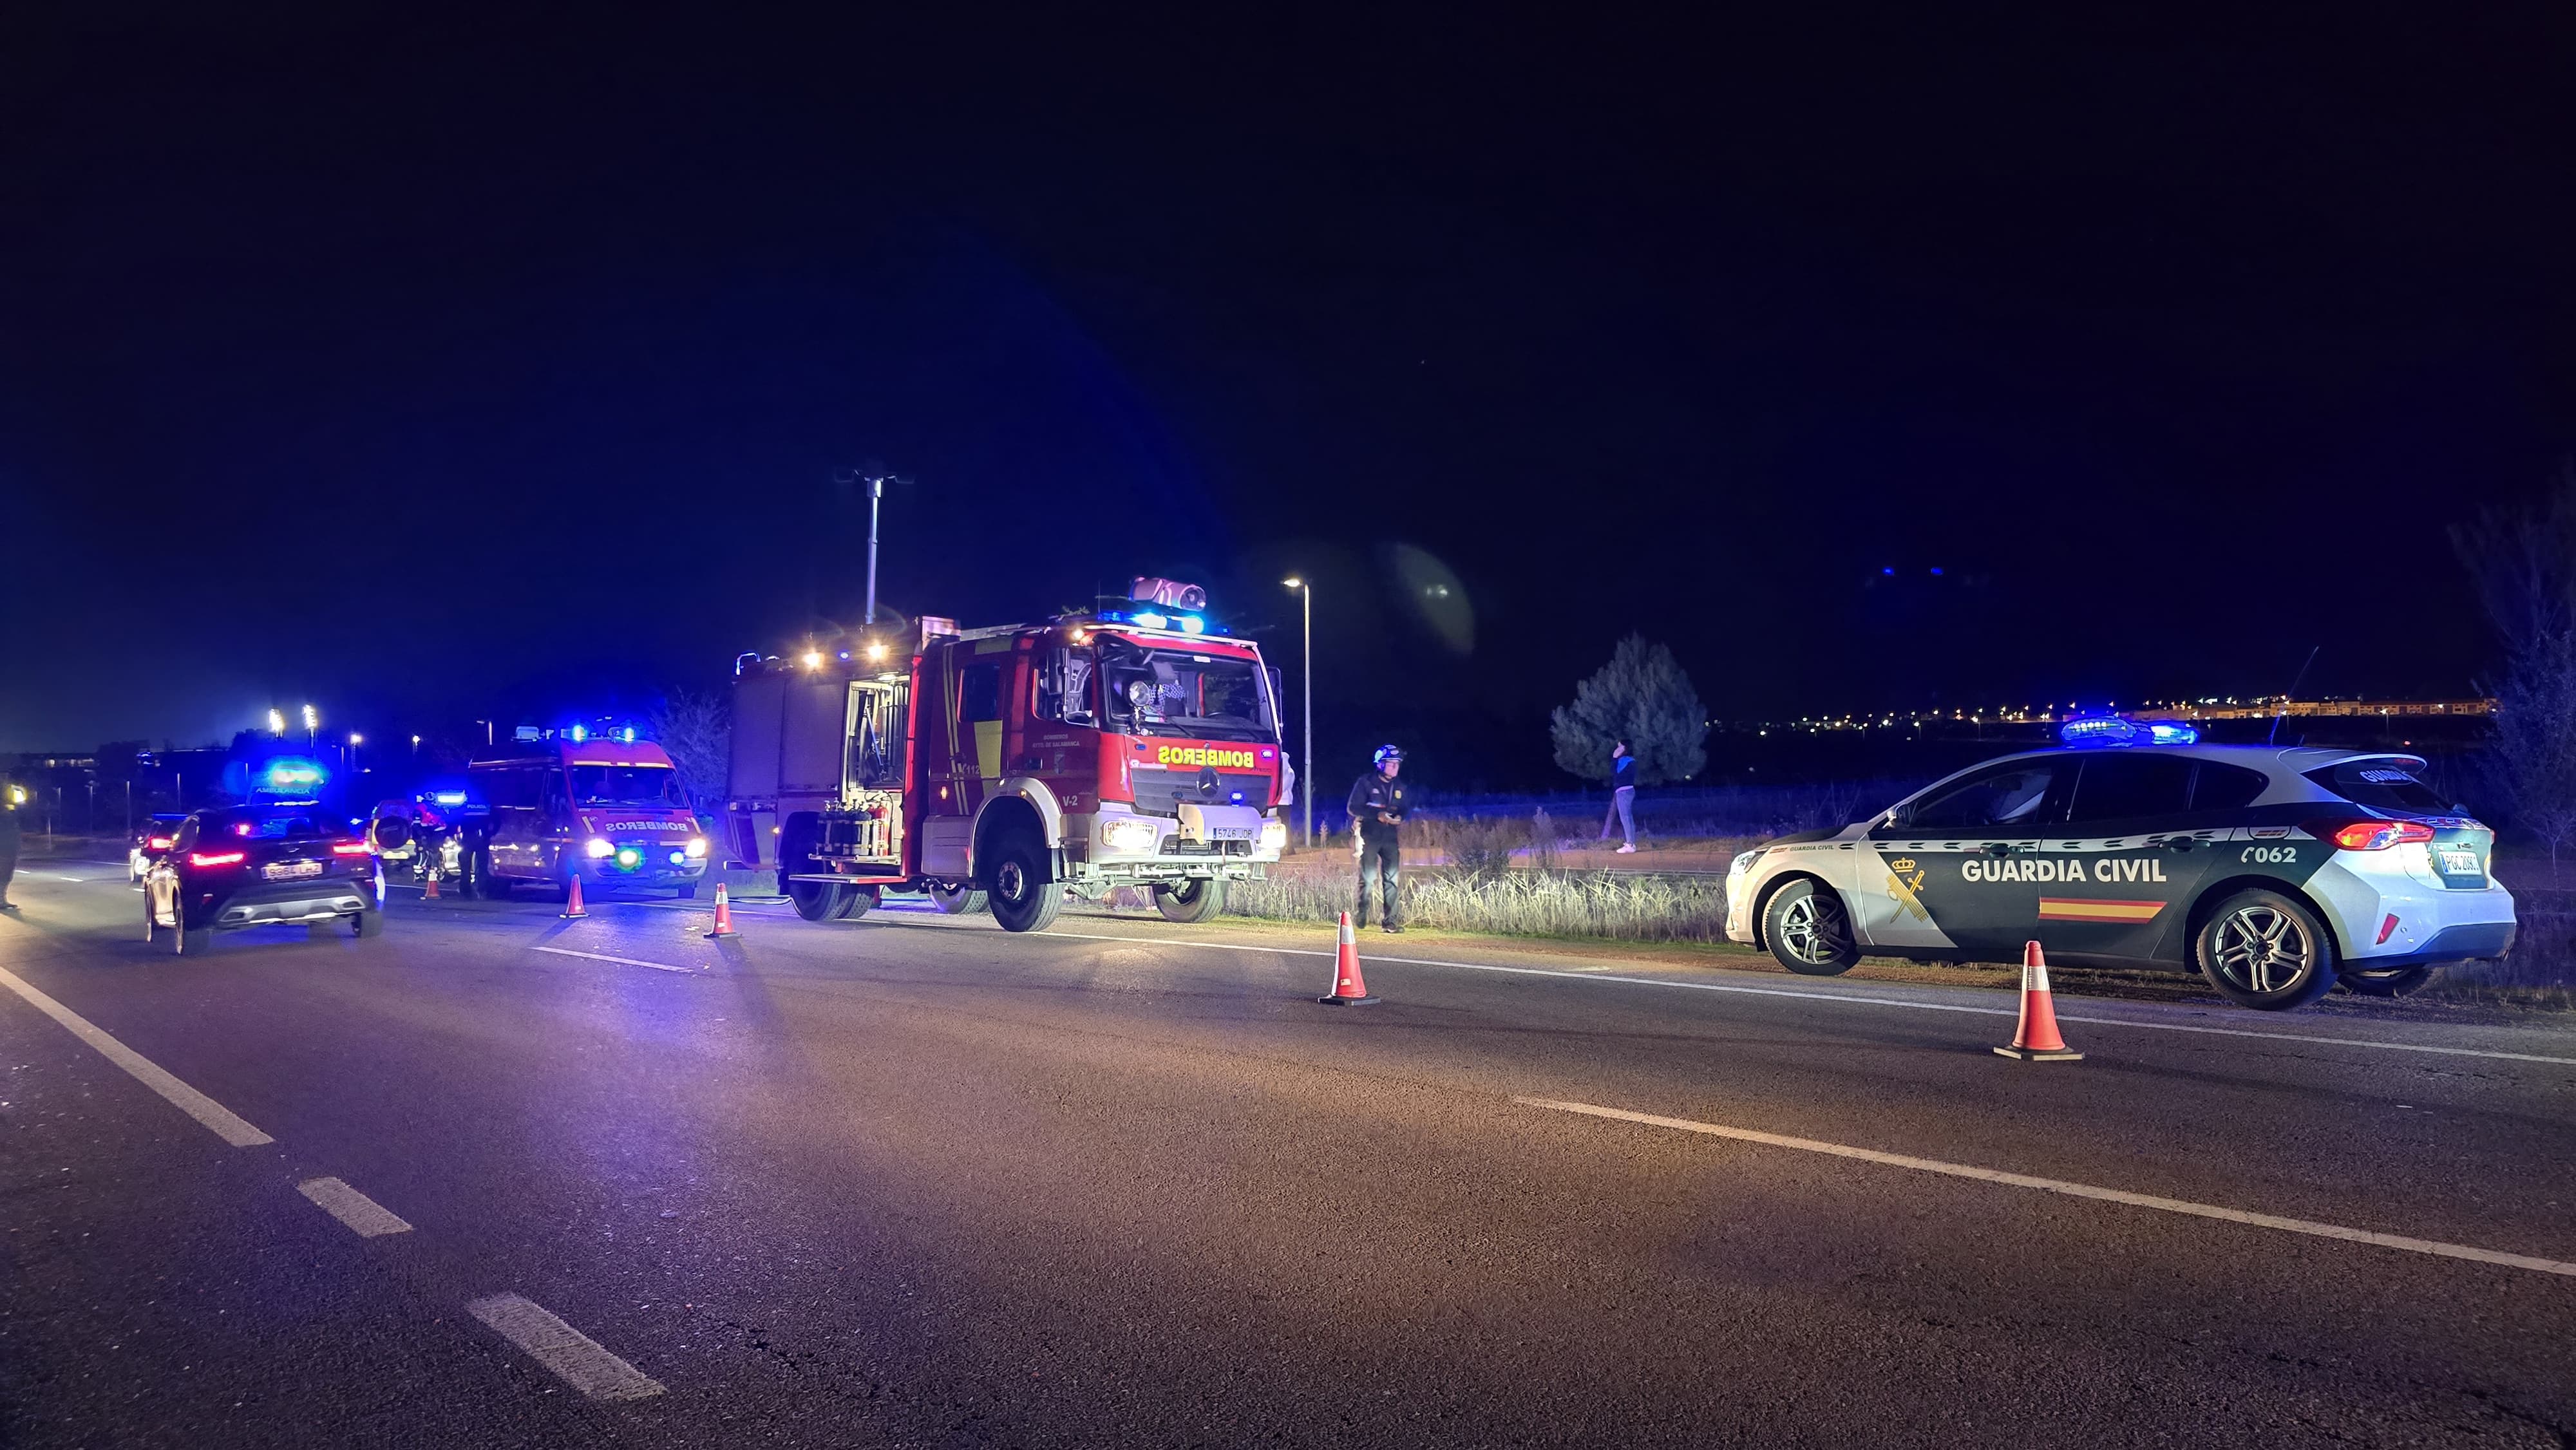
1224;855;1733;942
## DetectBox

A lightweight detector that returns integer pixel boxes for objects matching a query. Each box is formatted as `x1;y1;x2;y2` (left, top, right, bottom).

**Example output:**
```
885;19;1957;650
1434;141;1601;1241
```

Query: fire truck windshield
1086;640;1278;742
571;765;687;808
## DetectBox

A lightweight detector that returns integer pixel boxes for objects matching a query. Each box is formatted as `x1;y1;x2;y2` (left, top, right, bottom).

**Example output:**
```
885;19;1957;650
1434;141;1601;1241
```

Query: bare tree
647;688;730;821
2452;460;2576;884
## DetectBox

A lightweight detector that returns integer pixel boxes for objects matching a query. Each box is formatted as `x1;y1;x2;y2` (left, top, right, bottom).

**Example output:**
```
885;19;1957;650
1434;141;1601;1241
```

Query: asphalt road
4;863;2573;1447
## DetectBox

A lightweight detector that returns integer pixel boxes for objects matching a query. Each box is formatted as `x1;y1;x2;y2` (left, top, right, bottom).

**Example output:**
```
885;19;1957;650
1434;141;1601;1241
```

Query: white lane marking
297;1176;413;1237
466;1293;665;1401
1520;1096;2576;1279
922;923;2576;1069
532;945;696;974
0;964;275;1147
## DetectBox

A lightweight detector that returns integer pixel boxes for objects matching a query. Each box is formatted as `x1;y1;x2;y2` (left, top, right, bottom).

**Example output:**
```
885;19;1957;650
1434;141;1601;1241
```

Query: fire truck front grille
1128;771;1269;818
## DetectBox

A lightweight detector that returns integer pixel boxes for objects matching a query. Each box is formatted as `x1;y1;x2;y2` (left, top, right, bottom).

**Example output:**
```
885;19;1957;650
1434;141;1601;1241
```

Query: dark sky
6;13;2573;789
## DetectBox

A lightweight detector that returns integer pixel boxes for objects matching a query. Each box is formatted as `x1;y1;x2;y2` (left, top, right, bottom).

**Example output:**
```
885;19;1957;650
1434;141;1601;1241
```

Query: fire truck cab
724;581;1293;932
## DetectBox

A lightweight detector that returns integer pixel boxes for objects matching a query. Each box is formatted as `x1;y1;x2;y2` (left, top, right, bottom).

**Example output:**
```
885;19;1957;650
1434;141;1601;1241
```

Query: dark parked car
144;803;383;954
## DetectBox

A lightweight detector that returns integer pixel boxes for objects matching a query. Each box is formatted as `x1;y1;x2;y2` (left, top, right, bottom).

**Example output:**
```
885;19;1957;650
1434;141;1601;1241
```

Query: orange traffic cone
422;871;440;900
706;881;738;938
560;875;588;919
1995;940;2082;1061
1318;911;1378;1005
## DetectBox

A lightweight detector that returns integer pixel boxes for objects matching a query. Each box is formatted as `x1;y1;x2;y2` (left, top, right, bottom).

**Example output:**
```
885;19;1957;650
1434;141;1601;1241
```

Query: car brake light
2313;819;2437;851
332;842;372;856
189;850;247;867
147;837;172;849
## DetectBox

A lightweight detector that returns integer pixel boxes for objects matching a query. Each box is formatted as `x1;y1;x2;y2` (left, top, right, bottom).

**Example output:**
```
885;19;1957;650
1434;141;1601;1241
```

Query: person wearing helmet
1347;745;1411;932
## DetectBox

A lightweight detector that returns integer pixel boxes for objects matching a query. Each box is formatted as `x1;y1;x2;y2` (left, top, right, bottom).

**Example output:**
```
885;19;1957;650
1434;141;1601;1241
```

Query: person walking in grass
1600;740;1638;854
1347;744;1411;932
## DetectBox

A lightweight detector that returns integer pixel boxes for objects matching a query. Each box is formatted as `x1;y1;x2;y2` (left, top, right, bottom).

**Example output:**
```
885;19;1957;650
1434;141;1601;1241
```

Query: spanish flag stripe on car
2036;898;2165;923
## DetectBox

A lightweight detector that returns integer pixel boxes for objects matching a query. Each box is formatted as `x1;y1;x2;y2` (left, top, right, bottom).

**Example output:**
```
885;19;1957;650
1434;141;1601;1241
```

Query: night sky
7;15;2573;789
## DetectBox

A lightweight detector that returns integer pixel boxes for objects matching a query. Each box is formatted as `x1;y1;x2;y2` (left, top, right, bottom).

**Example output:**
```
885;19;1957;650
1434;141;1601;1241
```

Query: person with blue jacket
1600;740;1638;853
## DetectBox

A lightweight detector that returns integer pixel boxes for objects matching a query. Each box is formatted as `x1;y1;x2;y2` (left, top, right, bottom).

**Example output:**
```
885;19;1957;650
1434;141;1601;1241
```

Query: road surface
4;864;2573;1447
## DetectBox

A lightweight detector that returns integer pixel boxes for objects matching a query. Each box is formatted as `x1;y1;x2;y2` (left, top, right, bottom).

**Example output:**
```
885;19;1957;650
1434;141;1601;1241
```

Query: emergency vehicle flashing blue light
569;724;587;743
1177;614;1206;634
431;791;468;807
619;727;636;744
263;758;325;789
2058;715;2198;748
1132;611;1170;629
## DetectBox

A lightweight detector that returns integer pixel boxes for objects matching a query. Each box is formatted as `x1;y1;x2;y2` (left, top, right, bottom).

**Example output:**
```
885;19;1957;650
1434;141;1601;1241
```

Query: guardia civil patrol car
1725;717;2516;1010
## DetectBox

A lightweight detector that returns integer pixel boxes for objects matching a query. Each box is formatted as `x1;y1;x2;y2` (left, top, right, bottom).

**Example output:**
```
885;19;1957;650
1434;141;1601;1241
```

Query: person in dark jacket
1600;740;1638;852
1347;745;1410;932
0;787;21;912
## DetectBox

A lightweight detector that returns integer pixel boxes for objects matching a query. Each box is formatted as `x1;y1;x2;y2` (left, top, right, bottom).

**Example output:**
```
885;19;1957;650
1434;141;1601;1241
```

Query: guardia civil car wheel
2194;889;2337;1010
1763;879;1859;975
1723;719;2518;1013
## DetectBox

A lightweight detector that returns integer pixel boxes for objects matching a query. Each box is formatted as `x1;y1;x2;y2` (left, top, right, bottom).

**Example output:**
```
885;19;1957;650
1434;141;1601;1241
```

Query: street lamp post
302;704;318;748
1283;577;1314;847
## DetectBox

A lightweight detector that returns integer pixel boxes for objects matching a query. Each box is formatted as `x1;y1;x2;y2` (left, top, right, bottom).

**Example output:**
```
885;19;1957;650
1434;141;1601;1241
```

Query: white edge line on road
0;964;275;1147
297;1176;413;1237
466;1293;665;1401
1519;1096;2576;1279
957;923;2576;1068
532;945;696;974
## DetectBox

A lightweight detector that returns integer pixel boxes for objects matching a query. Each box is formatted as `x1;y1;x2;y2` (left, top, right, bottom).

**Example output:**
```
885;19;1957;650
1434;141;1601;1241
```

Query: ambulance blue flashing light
263;758;325;790
2059;715;2200;749
431;791;468;807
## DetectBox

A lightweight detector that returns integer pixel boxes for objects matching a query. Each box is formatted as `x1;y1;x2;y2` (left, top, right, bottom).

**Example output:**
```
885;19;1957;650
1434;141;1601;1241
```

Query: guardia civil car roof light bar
2058;713;2199;748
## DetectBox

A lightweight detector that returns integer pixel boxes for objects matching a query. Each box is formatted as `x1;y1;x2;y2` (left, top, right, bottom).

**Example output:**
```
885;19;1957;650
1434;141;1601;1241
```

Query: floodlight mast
836;467;913;626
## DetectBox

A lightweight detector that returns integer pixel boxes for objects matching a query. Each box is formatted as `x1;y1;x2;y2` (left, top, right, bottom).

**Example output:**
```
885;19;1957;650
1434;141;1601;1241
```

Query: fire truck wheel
929;883;987;915
833;885;880;920
1154;878;1226;923
789;879;848;921
986;840;1061;933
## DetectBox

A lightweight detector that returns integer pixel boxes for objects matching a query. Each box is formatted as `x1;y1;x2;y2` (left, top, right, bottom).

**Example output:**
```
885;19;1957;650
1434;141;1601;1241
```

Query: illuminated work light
684;837;708;858
615;847;641;869
585;837;614;858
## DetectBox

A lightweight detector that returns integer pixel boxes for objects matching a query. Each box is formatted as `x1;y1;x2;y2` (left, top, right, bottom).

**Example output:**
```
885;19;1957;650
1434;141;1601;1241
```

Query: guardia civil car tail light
2311;819;2438;851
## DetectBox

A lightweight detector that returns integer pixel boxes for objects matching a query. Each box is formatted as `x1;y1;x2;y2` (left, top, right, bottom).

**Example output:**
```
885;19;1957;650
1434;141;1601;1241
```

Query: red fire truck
723;580;1294;931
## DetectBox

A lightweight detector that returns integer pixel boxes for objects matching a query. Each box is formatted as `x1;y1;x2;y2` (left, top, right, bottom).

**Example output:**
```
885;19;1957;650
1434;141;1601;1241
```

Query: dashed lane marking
466;1293;665;1401
920;922;2576;1069
0;964;275;1146
531;945;696;974
297;1176;413;1237
1520;1096;2576;1279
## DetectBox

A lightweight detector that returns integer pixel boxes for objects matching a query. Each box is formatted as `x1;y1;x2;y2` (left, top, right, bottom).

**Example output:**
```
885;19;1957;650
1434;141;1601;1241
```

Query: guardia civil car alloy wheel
1763;879;1860;975
2195;889;2338;1010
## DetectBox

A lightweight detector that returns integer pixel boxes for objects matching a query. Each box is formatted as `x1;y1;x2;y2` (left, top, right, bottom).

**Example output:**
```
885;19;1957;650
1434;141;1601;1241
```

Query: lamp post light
348;732;363;774
269;708;287;737
302;704;318;746
1282;577;1314;847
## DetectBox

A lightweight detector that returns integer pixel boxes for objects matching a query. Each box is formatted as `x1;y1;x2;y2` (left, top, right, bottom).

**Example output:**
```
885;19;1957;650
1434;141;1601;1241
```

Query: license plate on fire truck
263;860;323;881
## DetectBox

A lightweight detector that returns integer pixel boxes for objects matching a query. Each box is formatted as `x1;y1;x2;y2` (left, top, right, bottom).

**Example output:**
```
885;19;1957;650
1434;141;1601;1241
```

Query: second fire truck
723;579;1294;931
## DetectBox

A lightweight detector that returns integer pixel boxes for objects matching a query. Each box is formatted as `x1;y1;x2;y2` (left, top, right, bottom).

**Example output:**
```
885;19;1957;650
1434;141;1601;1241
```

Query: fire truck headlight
615;847;641;869
1259;818;1288;852
684;836;708;859
585;837;614;859
668;850;687;866
1101;818;1159;852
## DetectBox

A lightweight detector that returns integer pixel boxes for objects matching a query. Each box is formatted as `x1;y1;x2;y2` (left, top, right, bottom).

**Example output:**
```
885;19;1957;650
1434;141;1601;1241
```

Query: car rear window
2065;754;2197;824
205;809;343;840
2303;759;2449;814
2189;761;2269;811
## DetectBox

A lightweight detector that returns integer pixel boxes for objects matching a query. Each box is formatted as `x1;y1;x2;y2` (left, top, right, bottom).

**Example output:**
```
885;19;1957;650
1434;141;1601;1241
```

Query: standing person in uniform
1600;740;1639;854
1347;745;1410;933
0;784;22;912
